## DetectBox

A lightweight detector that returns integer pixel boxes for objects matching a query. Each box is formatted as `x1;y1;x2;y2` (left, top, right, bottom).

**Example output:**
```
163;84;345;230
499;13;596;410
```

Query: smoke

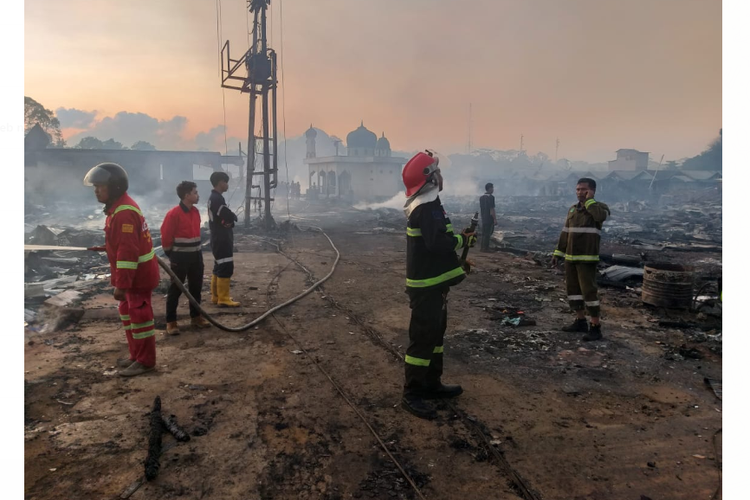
354;192;405;211
441;170;482;197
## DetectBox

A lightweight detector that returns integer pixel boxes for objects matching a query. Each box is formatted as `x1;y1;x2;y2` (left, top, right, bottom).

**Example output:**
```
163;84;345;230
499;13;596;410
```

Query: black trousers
404;287;448;396
480;222;494;251
166;256;204;322
210;228;234;278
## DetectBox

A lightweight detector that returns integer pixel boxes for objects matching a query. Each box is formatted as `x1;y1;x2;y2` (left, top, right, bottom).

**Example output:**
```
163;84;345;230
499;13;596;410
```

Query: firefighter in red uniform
401;151;476;419
161;181;212;335
84;163;160;377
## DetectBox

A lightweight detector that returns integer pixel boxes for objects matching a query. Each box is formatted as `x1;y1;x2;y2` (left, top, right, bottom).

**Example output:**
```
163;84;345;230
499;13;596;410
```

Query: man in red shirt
160;181;211;335
84;163;160;377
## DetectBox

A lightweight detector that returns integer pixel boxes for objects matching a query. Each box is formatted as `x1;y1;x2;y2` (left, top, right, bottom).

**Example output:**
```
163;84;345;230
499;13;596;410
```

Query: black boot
562;318;589;333
401;395;437;420
422;383;463;399
582;323;602;341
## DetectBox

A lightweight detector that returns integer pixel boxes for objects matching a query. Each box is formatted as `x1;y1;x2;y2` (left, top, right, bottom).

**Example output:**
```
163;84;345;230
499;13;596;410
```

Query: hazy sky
25;0;721;162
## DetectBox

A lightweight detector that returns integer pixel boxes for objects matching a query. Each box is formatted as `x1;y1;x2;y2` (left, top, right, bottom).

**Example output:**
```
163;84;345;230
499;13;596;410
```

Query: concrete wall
609;150;649;171
24;149;232;205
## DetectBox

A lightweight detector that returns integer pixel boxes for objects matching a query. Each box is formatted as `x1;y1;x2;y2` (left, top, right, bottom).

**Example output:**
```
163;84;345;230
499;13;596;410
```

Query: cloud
194;125;227;152
66;111;189;150
55;107;97;128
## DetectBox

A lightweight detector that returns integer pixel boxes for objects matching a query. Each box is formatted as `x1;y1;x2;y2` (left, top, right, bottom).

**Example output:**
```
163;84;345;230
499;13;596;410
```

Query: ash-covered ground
24;194;721;500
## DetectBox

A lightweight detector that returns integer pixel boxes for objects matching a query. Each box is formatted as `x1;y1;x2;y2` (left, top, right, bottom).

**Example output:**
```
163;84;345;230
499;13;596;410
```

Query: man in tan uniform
551;178;610;341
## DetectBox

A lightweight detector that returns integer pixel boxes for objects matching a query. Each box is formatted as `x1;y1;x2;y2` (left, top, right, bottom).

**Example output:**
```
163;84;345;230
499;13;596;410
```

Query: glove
461;230;477;248
87;246;106;252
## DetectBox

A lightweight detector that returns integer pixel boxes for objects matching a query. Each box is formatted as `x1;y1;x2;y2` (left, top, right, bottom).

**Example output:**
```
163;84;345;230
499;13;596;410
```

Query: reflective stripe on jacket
160;202;203;255
105;193;160;290
406;197;466;290
554;199;610;262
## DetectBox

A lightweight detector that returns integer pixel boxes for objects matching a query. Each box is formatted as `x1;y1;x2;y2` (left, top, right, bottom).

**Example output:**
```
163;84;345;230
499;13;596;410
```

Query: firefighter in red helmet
401;150;476;419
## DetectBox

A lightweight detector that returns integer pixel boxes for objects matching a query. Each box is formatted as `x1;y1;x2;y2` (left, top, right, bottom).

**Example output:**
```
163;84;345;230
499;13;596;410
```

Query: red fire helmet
402;151;439;197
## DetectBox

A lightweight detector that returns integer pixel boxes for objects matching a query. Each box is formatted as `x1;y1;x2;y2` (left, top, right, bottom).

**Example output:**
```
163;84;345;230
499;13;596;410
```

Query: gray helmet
83;163;129;200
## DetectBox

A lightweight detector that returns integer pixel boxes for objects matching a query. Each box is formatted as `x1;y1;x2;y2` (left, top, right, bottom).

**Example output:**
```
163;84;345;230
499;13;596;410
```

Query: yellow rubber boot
210;275;219;304
217;277;240;307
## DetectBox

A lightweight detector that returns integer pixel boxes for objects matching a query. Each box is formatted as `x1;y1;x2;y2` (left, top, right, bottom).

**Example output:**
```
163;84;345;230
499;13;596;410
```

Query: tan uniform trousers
565;261;600;317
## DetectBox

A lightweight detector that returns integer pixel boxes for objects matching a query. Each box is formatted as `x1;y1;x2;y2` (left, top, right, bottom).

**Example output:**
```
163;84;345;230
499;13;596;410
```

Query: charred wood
145;396;163;481
162;414;191;442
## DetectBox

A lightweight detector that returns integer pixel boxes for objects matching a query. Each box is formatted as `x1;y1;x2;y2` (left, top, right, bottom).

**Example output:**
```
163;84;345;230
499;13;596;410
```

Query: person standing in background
479;183;496;252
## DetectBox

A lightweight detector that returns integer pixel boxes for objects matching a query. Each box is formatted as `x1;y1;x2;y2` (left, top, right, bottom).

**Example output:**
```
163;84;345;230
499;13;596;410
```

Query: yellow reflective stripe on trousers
453;234;463;252
405;355;431;367
433;346;444;354
113;205;143;216
131;320;155;329
132;329;155;339
564;254;600;262
120;315;131;321
553;250;565;257
406;266;465;288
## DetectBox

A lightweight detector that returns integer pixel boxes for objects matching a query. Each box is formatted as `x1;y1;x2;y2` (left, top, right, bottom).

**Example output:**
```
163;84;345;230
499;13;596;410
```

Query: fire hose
25;227;341;333
154;229;340;332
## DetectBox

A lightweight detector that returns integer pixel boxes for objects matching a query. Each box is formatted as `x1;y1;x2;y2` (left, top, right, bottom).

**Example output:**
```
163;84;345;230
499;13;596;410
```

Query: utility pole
467;103;472;154
519;134;524;156
648;154;665;190
555;137;560;164
220;0;277;230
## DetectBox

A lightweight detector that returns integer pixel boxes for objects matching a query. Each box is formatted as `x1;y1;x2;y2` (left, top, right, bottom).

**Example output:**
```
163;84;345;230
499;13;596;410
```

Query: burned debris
145;396;163;481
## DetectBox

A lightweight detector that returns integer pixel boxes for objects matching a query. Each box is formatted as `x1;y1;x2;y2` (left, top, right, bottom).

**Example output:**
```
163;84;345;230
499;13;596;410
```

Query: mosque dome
376;132;391;151
305;124;317;138
346;121;377;150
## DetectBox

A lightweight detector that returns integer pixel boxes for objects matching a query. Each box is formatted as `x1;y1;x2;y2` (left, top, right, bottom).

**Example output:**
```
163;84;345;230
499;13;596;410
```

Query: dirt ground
24;204;722;500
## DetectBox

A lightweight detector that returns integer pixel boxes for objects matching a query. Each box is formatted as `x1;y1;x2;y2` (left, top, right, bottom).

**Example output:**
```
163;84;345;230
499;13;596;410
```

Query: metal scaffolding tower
220;0;277;230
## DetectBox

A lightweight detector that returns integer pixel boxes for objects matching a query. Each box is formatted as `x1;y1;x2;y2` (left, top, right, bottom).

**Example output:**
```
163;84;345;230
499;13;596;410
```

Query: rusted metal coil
642;262;695;309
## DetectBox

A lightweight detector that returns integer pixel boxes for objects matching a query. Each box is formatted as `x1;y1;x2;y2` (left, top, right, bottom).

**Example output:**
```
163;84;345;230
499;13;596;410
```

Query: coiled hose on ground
156;227;340;332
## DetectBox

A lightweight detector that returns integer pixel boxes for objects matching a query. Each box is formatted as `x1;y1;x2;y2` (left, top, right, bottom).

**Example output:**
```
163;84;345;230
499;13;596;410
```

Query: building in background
24;124;243;205
608;149;650;171
304;122;405;203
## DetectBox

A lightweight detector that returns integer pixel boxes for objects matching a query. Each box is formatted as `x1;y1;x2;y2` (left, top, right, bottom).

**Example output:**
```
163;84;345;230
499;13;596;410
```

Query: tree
682;129;722;171
101;138;125;150
75;137;125;150
131;141;156;151
24;96;65;147
75;137;105;149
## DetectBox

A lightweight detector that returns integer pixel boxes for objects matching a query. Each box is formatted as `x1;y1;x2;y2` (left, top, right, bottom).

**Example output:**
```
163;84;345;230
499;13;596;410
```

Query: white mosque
304;122;406;203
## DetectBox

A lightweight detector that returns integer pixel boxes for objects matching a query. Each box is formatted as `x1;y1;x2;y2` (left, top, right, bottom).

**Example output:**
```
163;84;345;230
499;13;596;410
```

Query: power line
216;0;228;156
214;0;221;78
221;90;229;156
280;0;290;219
246;2;251;50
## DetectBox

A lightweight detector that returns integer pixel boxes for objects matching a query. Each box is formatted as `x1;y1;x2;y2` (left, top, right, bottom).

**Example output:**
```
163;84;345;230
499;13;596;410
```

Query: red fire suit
105;193;160;367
